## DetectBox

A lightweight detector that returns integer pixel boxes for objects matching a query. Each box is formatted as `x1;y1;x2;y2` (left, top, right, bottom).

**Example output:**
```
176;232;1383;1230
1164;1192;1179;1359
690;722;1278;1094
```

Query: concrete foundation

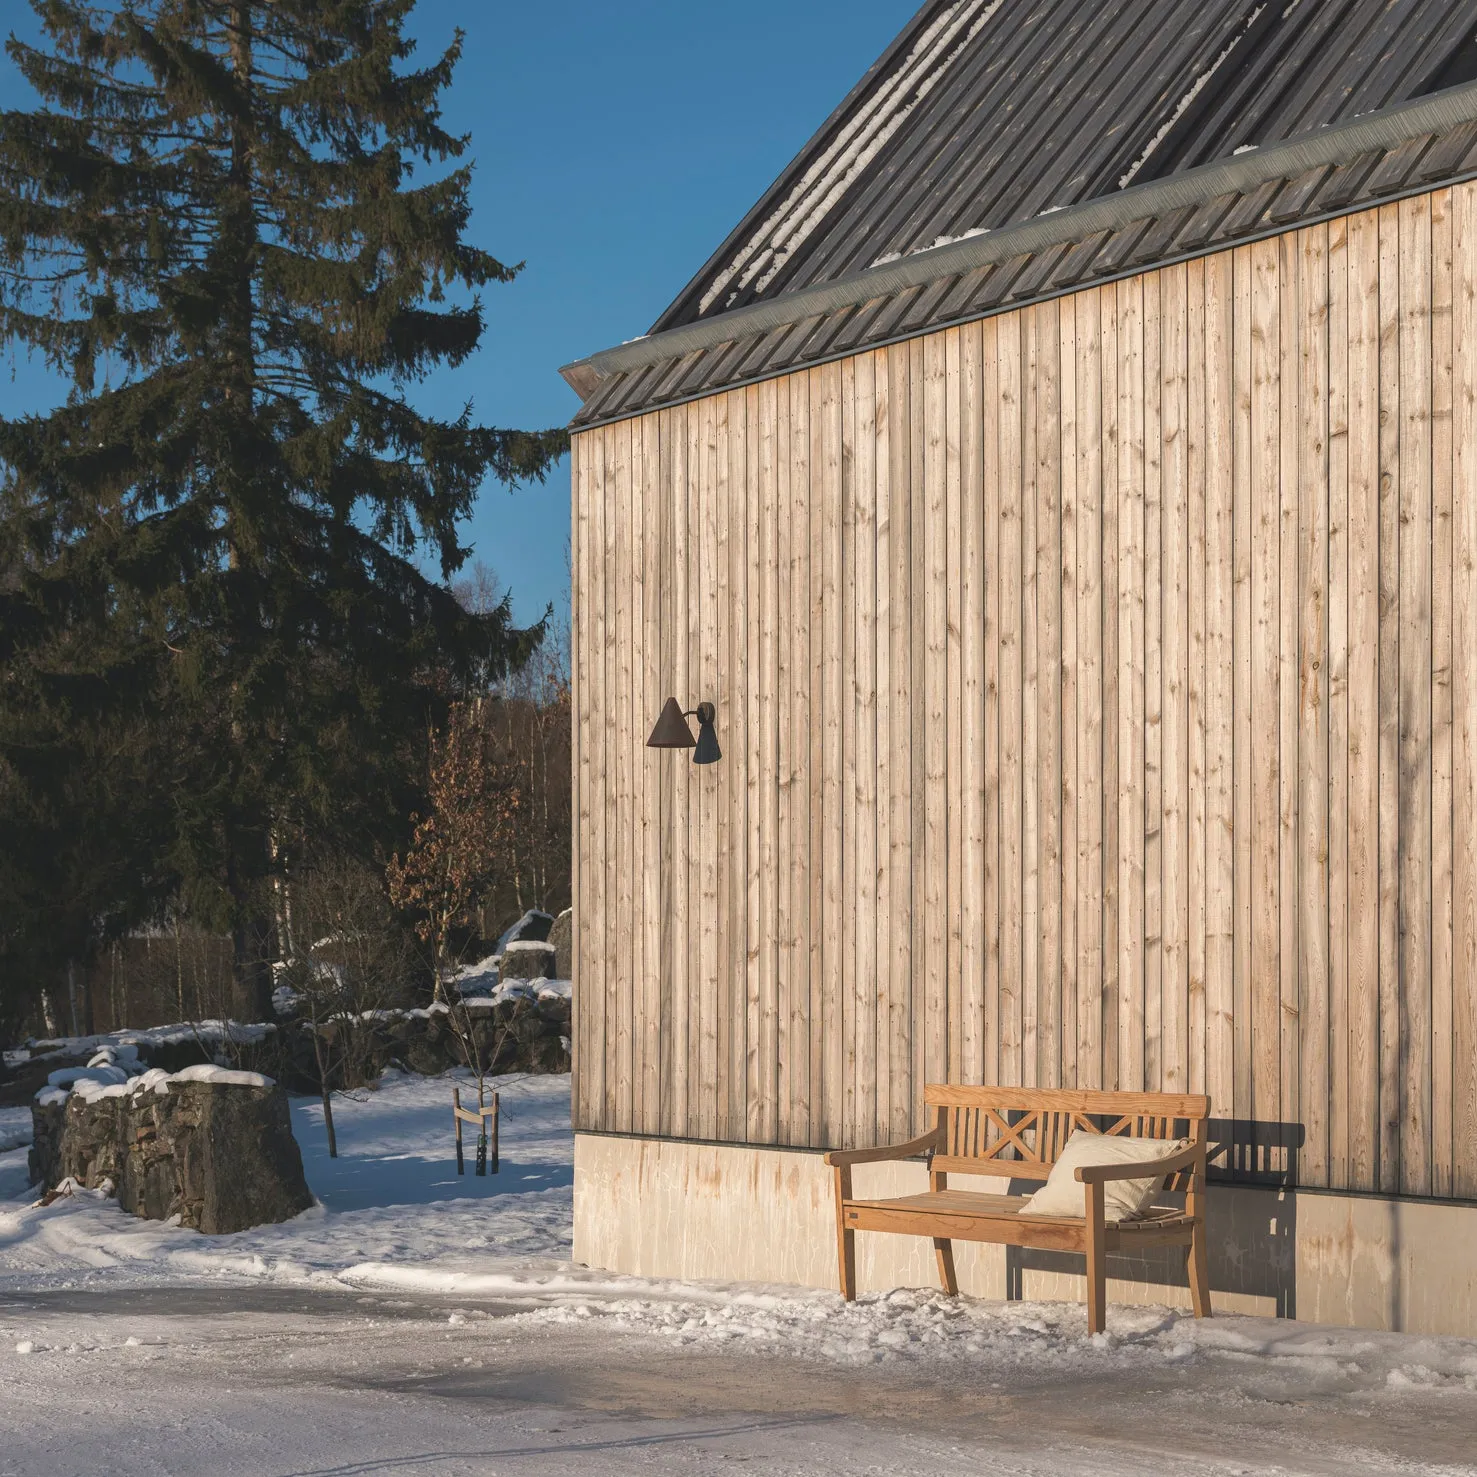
574;1132;1477;1336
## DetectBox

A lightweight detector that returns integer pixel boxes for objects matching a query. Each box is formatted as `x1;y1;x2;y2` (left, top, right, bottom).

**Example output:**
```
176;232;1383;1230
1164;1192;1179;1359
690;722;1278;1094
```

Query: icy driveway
2;1073;1476;1474
3;1283;1477;1476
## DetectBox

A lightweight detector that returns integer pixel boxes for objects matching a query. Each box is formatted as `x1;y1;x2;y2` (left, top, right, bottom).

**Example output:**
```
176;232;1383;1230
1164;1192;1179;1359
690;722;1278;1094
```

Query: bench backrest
923;1085;1211;1191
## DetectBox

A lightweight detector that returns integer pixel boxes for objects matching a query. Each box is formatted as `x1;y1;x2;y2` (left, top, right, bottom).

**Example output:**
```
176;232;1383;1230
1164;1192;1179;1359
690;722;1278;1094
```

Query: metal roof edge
561;79;1477;390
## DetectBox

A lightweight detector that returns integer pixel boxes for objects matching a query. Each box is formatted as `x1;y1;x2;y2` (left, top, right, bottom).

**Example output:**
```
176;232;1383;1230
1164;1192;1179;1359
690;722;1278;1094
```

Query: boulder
499;940;557;981
547;908;573;980
34;1071;313;1234
27;1096;66;1189
500;909;554;947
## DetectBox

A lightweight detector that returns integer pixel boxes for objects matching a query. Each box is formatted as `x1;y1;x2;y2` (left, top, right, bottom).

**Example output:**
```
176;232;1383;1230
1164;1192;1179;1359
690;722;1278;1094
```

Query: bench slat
923;1085;1209;1119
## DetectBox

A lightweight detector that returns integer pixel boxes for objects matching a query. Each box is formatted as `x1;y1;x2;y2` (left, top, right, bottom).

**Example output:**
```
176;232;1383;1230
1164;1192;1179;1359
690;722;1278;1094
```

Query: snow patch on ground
0;1069;573;1292
520;1283;1477;1390
5;1063;1477;1451
0;1109;31;1155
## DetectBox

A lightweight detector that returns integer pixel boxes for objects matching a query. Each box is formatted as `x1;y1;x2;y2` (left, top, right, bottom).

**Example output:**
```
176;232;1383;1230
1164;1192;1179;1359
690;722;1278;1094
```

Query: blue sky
0;0;917;627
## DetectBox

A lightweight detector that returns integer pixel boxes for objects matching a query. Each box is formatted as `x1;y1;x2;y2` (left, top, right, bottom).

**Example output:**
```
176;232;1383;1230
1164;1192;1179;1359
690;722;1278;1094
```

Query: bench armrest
825;1130;941;1168
1073;1142;1204;1184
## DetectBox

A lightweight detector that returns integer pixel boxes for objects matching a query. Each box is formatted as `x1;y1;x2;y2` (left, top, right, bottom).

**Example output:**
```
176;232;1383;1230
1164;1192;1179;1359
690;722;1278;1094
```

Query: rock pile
30;1064;313;1234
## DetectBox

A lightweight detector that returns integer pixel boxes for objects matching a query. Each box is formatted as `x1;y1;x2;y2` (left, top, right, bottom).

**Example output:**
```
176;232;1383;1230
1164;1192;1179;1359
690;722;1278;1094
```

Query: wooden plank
1377;204;1402;1194
982;318;1003;1095
1021;309;1040;1087
1100;290;1122;1093
1297;224;1331;1188
946;327;965;1088
615;416;636;1135
748;382;769;1143
853;354;880;1148
641;413;662;1135
720;389;743;1142
1160;262;1190;1095
840;358;858;1146
1117;273;1146;1092
922;1083;1211;1118
821;359;845;1145
1232;244;1255;1144
1327;217;1352;1187
1143;270;1165;1094
1075;290;1105;1091
1454;181;1477;1199
888;341;914;1139
656;410;679;1138
1186;255;1208;1100
1059;299;1080;1090
1398;194;1434;1198
571;431;590;1130
1277;231;1301;1181
789;373;814;1145
961;320;987;1086
591;424;611;1130
1035;299;1064;1089
773;377;794;1145
698;392;721;1142
923;331;950;1097
1249;236;1283;1162
997;311;1025;1089
873;353;894;1138
629;413;648;1135
808;366;828;1146
1203;249;1236;1120
1347;207;1383;1192
1430;188;1455;1200
910;334;928;1134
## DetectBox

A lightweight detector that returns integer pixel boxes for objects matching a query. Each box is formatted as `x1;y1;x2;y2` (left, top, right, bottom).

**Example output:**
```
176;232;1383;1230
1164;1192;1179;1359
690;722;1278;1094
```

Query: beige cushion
1021;1131;1188;1222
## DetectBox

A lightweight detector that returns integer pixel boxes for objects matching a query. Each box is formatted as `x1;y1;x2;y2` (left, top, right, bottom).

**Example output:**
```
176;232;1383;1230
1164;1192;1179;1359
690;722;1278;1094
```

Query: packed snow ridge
1118;5;1268;189
38;1056;273;1106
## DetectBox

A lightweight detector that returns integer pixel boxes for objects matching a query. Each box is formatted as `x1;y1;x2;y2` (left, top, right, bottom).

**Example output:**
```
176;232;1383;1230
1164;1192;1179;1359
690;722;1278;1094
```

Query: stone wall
31;1070;313;1234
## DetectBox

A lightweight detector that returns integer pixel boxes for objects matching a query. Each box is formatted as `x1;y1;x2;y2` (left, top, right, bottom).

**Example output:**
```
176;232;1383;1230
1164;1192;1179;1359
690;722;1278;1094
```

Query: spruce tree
0;1;565;1020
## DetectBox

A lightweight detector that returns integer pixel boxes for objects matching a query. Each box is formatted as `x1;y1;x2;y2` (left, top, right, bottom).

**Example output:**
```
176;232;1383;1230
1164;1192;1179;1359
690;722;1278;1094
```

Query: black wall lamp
647;697;721;765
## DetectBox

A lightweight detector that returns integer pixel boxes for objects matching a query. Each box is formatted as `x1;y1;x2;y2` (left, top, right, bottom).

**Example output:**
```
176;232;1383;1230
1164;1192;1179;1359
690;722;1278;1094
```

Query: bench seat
826;1085;1213;1333
843;1189;1196;1251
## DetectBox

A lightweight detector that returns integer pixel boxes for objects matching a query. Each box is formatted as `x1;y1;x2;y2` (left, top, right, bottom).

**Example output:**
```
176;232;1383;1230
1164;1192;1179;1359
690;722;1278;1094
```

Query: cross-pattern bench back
923;1085;1211;1191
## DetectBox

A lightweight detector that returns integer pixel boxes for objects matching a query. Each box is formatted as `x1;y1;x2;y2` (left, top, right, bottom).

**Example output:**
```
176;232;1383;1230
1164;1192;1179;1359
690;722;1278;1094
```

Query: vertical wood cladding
572;185;1477;1199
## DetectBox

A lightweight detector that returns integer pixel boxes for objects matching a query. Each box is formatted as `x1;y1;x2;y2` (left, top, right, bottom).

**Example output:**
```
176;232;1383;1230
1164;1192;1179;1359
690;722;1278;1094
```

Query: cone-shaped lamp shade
693;703;722;765
647;696;696;749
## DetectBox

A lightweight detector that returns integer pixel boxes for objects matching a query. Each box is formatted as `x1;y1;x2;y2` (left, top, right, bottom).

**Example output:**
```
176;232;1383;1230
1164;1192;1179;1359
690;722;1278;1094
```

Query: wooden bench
826;1086;1212;1334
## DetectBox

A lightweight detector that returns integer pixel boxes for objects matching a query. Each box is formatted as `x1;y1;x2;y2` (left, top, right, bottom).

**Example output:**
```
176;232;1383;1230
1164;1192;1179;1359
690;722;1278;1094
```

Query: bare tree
387;703;523;1001
280;862;416;1157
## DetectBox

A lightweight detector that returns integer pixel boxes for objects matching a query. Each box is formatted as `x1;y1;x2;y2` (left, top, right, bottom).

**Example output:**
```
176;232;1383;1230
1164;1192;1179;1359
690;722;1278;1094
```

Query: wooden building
562;0;1477;1332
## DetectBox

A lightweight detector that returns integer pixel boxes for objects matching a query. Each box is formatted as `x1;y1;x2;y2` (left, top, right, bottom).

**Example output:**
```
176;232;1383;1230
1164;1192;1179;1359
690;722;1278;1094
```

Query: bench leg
1084;1182;1107;1337
1188;1219;1212;1319
834;1165;857;1302
933;1238;958;1297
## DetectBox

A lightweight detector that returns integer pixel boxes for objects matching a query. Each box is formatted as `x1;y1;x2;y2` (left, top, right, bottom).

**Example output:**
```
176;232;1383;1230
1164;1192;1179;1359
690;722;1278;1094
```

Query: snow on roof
697;0;1000;316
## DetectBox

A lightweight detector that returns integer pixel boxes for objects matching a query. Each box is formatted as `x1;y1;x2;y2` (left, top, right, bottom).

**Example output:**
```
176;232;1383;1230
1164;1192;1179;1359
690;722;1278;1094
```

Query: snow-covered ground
3;1072;1477;1474
0;1069;574;1290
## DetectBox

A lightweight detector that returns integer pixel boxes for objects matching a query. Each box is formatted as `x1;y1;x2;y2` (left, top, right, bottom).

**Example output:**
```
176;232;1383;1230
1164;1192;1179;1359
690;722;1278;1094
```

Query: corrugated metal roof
570;86;1477;430
649;0;1476;331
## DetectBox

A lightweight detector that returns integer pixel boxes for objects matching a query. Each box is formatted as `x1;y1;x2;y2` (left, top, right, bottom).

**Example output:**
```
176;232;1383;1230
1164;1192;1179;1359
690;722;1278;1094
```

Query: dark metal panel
1312;154;1384;212
651;0;1477;335
1365;134;1437;192
1416;119;1477;179
1214;178;1284;239
1174;193;1240;251
1268;167;1335;224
